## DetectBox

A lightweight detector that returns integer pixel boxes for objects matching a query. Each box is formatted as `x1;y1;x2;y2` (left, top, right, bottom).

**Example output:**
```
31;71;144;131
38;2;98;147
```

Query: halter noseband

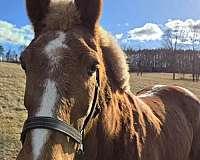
20;69;100;153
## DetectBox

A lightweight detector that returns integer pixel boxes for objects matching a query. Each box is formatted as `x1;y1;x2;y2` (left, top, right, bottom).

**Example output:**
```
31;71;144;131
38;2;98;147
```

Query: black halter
20;69;100;153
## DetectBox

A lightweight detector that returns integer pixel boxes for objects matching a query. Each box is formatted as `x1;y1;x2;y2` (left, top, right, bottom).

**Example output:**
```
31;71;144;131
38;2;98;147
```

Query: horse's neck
84;91;161;160
84;91;142;159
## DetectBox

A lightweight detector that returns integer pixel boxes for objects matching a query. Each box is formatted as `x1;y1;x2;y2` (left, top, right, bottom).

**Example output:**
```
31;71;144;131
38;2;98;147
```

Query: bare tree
189;24;200;81
162;26;186;80
162;29;177;80
162;29;174;49
0;45;4;62
0;45;4;56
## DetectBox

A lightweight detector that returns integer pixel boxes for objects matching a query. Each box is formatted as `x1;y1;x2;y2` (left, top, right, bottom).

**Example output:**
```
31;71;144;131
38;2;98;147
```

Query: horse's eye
88;63;99;76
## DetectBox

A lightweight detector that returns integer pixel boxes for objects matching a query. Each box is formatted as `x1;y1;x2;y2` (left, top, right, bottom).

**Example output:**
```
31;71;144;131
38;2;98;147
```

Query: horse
17;0;200;160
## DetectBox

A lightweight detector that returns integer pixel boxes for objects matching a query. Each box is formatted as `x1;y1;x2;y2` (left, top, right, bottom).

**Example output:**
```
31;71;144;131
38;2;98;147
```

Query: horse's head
17;0;129;160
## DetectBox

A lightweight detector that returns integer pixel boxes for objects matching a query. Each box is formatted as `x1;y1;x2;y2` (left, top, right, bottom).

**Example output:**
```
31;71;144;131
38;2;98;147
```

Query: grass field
0;62;200;160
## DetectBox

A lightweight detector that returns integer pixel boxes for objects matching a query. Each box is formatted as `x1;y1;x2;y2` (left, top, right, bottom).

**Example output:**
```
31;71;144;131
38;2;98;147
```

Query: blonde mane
99;28;130;91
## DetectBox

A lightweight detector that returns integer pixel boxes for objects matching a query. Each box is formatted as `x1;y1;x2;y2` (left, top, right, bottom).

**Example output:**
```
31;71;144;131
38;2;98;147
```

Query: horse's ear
75;0;103;34
26;0;50;34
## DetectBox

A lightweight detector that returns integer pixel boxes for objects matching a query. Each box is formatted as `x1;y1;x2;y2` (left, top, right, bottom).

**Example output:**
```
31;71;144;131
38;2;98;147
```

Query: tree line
124;22;200;81
0;44;26;63
125;48;200;81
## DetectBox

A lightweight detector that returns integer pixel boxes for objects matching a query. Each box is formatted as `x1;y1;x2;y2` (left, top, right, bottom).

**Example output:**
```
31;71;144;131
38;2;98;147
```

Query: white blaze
45;31;68;66
45;31;68;54
32;80;58;160
31;31;67;159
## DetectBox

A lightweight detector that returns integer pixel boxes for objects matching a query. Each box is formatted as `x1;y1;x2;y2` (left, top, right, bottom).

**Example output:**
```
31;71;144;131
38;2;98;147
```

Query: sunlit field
0;62;199;160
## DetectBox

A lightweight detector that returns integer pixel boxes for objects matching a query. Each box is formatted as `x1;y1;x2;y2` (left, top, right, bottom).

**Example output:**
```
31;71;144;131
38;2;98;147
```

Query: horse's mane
99;27;130;92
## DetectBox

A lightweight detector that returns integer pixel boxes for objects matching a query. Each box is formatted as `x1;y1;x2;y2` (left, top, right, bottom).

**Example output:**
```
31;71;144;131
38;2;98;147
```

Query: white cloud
0;20;34;46
115;33;123;40
117;23;129;27
116;19;200;49
164;19;200;45
127;23;163;41
166;19;200;30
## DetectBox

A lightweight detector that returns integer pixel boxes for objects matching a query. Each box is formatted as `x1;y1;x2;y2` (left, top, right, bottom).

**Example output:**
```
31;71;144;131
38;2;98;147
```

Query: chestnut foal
17;0;200;160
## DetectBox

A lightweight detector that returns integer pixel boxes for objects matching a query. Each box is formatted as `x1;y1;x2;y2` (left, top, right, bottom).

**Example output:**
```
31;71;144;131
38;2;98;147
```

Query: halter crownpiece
20;69;101;153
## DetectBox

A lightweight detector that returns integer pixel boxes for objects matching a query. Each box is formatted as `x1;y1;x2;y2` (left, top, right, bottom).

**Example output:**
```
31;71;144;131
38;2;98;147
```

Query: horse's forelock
45;0;81;31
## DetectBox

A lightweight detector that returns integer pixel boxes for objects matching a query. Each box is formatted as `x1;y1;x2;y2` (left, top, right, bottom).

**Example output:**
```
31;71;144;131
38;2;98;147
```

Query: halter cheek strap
20;69;101;152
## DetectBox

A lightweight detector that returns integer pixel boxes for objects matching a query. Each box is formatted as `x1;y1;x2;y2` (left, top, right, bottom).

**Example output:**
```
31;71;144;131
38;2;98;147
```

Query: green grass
0;62;199;160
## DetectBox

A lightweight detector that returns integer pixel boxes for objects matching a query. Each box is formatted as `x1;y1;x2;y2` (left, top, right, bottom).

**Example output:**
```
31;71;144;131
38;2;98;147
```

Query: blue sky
102;0;200;30
0;0;200;53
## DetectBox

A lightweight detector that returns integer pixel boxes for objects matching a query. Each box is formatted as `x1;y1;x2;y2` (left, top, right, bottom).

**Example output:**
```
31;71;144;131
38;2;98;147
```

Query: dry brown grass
130;73;200;98
0;63;26;160
0;62;199;160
